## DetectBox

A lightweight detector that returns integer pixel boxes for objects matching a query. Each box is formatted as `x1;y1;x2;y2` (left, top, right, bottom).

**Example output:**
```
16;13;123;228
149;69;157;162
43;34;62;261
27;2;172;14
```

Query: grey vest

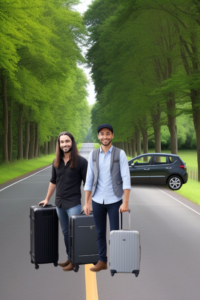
92;146;123;198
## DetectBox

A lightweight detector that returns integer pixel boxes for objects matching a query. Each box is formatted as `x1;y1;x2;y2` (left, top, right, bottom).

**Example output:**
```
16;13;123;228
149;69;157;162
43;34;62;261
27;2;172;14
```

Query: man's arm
39;182;56;207
39;162;56;207
119;189;130;212
119;150;131;213
83;152;94;216
84;191;92;216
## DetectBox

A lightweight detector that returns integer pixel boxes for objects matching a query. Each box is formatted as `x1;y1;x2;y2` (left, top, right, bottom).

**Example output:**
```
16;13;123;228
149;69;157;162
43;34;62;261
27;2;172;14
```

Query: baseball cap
97;124;113;133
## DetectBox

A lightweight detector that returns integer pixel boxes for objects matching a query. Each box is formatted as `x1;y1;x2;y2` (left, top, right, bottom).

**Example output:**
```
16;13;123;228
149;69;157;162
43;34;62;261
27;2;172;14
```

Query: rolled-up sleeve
120;150;131;191
50;161;56;184
84;152;94;191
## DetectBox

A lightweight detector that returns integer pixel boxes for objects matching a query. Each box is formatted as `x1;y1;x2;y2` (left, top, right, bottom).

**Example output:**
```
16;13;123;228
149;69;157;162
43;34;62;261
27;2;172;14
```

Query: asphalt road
1;143;200;300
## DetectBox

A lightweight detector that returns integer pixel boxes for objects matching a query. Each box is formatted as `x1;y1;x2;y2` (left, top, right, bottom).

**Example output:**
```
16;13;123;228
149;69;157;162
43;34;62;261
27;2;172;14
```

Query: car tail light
179;165;185;169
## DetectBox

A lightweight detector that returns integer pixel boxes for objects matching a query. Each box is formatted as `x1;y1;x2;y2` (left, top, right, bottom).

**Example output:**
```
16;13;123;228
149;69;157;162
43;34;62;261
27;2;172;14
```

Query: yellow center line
85;264;99;300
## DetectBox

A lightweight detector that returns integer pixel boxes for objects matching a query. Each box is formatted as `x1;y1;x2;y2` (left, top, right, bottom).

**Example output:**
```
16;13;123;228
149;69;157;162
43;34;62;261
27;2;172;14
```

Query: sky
74;0;96;106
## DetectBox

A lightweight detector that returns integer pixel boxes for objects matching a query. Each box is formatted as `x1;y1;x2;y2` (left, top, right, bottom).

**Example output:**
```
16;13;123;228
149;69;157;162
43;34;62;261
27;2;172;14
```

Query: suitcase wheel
110;270;116;277
35;264;39;270
73;265;79;273
132;270;139;277
54;262;58;267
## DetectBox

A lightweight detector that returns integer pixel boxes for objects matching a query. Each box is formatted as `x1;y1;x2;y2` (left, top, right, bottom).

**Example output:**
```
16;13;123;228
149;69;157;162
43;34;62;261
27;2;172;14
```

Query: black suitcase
69;211;98;272
30;205;59;269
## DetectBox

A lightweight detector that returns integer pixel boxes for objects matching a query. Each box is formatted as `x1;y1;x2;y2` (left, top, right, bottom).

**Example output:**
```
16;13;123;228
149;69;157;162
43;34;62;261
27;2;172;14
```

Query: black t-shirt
50;155;88;210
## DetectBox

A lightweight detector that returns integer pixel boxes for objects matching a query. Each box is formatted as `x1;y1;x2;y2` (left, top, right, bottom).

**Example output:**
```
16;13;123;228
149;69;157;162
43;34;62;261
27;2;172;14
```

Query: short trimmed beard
100;139;112;146
61;146;72;154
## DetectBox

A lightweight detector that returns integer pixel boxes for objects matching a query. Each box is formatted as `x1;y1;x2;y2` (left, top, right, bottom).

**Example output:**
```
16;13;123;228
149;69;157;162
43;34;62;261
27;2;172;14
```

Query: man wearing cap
83;124;131;272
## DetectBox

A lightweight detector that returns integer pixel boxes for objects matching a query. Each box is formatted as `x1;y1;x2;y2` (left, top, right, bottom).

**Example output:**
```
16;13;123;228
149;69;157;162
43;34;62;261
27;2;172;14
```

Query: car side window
153;156;168;164
132;156;152;166
169;156;176;163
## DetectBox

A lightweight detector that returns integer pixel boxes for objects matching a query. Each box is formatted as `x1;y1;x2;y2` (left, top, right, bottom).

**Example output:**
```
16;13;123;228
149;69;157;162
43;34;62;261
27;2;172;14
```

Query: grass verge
175;179;200;206
0;143;83;185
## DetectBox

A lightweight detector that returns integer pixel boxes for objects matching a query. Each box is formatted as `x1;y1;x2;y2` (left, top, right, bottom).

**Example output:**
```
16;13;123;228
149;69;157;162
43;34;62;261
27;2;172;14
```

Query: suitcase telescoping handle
119;210;131;230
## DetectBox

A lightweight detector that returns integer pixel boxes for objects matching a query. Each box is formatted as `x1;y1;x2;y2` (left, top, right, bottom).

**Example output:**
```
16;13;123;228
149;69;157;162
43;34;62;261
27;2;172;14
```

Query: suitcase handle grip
80;210;93;215
38;204;53;208
119;210;131;230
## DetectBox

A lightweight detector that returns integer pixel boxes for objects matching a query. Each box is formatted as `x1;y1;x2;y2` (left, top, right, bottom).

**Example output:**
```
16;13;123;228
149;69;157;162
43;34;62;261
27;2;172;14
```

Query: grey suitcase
109;210;141;277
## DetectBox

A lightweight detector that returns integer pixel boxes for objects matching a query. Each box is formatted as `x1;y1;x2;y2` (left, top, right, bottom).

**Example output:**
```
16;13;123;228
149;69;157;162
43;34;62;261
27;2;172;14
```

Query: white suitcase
109;210;141;277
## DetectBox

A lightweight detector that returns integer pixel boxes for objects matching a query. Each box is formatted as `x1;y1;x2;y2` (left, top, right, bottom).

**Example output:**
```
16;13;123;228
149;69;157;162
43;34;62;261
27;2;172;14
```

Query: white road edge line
157;188;200;216
0;166;51;192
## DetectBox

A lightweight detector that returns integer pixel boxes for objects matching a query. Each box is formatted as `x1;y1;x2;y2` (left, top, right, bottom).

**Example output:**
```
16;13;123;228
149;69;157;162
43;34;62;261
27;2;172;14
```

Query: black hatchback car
128;153;188;190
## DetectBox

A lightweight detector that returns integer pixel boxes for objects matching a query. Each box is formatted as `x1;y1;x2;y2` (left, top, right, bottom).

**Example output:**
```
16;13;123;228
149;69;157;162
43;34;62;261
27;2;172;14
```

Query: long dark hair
54;132;79;169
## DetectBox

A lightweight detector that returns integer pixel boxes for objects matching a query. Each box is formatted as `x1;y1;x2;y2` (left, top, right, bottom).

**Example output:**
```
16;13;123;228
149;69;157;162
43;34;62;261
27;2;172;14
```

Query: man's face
59;135;72;153
97;128;114;146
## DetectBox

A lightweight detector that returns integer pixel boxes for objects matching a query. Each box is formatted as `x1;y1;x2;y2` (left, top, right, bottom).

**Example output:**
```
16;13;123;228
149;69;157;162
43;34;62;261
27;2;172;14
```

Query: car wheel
167;175;182;190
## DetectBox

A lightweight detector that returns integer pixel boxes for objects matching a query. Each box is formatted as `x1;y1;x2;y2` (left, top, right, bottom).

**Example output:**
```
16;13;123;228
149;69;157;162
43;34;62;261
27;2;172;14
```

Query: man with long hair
39;132;88;271
83;124;131;272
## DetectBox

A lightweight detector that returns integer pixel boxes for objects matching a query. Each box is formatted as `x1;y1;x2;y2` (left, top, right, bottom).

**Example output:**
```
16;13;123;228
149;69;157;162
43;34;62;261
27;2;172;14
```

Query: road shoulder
157;186;200;214
0;164;51;190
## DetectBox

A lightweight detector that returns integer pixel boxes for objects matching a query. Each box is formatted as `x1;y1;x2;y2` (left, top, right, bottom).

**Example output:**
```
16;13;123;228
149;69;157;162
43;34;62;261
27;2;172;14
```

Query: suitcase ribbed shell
110;230;140;273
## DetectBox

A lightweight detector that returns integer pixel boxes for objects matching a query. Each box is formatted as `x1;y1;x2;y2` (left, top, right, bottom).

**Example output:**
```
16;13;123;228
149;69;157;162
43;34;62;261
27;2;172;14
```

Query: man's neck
101;143;112;154
63;152;71;161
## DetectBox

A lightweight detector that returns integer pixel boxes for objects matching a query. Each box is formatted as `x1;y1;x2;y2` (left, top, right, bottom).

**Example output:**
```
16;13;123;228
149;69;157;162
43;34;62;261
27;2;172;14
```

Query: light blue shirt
84;145;131;204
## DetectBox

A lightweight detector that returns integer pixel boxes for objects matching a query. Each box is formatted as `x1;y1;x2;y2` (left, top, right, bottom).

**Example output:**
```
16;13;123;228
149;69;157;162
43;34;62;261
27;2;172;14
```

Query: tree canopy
0;0;90;162
84;0;200;179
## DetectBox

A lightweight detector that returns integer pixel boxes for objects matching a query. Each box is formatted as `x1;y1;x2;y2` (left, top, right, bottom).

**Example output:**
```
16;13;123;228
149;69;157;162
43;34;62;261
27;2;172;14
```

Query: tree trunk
152;110;161;153
34;123;39;157
126;142;129;156
48;137;55;154
142;129;148;161
153;125;161;153
24;121;30;159
136;131;141;156
190;89;200;181
48;140;51;154
17;105;23;160
128;142;132;157
167;93;177;154
131;138;136;157
8;98;13;161
44;142;48;155
29;122;35;159
51;136;55;153
2;76;8;162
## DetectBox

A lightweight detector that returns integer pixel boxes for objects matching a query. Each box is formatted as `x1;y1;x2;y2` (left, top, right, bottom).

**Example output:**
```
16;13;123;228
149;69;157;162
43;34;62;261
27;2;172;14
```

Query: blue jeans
56;204;82;259
92;200;122;263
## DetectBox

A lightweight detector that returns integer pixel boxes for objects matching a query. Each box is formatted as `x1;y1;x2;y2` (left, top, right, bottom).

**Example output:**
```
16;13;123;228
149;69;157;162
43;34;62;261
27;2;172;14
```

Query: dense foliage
84;0;200;180
0;0;90;163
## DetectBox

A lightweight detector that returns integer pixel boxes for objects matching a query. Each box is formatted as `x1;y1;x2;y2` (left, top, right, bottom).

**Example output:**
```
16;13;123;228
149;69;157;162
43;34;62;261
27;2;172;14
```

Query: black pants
92;200;122;263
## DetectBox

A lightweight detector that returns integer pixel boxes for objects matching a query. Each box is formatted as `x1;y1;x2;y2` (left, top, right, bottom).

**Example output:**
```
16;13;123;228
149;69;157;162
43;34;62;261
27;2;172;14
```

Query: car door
149;155;170;184
129;155;153;184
